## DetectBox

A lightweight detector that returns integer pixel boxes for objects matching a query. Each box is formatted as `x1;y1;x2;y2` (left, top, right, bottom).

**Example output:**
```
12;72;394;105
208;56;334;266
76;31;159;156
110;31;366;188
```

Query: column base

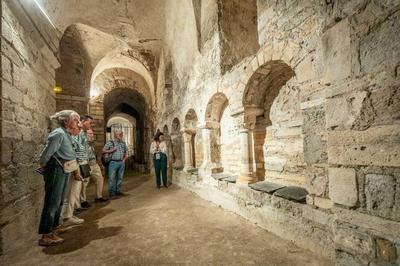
183;166;196;173
237;172;257;185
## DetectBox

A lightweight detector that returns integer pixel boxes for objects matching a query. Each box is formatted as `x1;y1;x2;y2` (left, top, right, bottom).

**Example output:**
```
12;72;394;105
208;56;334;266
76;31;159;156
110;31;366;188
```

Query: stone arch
55;24;91;114
240;60;295;183
202;93;229;174
90;48;156;105
91;67;152;107
171;118;181;135
171;118;184;169
101;87;151;166
106;115;136;157
163;125;169;136
183;109;201;170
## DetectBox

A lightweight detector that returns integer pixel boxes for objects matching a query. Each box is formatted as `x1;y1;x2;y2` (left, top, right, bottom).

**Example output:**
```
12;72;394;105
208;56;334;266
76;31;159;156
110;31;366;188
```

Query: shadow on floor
42;172;150;255
42;207;121;255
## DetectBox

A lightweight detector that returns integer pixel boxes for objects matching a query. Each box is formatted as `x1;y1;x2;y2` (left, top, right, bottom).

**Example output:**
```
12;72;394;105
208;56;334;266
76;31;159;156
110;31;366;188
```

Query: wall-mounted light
53;85;62;93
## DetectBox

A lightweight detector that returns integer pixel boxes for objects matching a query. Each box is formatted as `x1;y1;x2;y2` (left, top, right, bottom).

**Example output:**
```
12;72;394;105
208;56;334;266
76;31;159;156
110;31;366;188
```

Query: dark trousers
153;153;167;187
38;162;69;234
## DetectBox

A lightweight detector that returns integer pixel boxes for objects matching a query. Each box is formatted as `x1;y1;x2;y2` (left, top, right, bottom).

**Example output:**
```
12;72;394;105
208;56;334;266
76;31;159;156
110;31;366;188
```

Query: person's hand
74;171;83;181
87;129;95;141
110;147;117;153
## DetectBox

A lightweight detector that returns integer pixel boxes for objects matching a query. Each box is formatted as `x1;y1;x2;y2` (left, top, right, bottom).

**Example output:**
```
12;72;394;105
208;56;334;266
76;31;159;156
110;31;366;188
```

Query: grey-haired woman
38;110;82;246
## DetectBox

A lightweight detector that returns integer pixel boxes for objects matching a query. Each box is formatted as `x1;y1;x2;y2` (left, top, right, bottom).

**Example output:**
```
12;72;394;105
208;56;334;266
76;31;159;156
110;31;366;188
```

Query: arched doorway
183;109;199;171
202;93;229;174
106;115;136;157
102;88;151;167
171;118;184;169
240;60;295;184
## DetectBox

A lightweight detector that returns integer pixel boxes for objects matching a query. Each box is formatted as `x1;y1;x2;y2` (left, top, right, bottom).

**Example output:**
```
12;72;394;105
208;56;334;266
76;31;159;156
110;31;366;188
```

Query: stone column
199;121;223;177
234;111;258;184
181;128;195;172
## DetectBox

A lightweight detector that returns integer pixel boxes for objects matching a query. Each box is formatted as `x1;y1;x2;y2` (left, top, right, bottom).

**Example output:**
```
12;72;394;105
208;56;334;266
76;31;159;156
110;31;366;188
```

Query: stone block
295;55;315;83
314;196;334;209
273;186;308;203
2;56;13;83
329;167;358;207
326;90;369;130
327;125;400;167
360;10;400;73
2;81;23;104
365;174;395;218
1;37;24;67
335;250;364;266
303;105;327;164
334;224;375;261
265;156;286;172
322;18;352;83
305;166;328;197
376;238;397;262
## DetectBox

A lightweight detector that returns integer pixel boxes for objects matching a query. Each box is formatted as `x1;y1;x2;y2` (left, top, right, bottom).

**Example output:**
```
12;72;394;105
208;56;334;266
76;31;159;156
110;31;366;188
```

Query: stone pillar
181;128;196;172
199;121;223;177
234;111;258;184
238;128;256;184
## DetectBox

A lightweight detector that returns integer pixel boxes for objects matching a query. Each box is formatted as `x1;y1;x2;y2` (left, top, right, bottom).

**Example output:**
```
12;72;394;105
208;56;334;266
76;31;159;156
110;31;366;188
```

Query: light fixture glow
90;87;99;98
53;85;62;93
33;0;56;29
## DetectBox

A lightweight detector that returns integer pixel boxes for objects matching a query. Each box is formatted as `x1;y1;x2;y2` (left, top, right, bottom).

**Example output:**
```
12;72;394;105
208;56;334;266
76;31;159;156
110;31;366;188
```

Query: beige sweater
150;141;168;155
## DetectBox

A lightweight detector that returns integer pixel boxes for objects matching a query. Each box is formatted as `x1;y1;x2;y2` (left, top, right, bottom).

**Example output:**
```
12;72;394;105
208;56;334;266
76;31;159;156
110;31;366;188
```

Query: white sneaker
63;216;84;226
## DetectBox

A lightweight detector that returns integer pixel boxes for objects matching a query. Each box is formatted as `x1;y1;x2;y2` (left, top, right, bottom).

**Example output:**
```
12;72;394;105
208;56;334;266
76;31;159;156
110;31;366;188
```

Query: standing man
103;130;128;198
78;115;108;204
77;115;93;209
86;128;108;202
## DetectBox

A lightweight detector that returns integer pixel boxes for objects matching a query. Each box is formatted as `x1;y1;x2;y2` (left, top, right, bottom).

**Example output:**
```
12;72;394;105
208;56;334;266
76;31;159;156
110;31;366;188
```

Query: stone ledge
172;170;400;263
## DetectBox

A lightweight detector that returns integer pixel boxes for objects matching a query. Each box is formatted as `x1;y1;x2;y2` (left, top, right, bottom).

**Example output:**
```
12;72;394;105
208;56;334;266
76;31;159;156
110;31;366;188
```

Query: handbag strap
52;156;64;168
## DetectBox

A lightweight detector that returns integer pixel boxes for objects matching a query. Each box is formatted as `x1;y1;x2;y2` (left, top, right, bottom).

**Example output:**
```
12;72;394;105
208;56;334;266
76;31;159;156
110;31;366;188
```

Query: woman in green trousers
150;132;168;188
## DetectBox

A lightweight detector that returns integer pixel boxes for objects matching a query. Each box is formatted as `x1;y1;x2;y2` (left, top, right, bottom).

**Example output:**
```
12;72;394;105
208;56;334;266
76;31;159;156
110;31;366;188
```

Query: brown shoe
52;225;68;235
38;233;64;246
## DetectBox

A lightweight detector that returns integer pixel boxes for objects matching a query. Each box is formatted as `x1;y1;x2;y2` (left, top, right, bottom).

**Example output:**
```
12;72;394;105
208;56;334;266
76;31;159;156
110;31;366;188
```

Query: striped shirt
72;133;88;163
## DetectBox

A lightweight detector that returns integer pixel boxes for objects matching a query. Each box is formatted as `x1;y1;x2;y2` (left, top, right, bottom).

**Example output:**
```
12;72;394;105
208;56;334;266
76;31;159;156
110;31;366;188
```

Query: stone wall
0;0;59;255
161;1;400;264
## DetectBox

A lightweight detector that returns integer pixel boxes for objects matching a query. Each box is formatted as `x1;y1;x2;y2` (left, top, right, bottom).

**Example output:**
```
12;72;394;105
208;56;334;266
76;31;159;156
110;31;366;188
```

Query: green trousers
153;153;167;187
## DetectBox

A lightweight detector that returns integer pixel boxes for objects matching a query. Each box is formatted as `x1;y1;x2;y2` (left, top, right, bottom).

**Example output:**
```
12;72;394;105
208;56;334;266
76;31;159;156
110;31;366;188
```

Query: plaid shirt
103;139;127;161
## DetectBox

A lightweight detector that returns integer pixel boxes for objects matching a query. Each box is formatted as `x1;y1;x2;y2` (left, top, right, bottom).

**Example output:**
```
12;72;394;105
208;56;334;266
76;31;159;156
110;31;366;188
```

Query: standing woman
150;132;168;188
38;110;82;246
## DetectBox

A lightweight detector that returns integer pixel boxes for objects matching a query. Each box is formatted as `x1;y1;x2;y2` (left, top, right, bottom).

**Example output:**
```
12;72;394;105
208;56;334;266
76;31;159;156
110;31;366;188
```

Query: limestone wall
162;1;400;264
0;0;59;255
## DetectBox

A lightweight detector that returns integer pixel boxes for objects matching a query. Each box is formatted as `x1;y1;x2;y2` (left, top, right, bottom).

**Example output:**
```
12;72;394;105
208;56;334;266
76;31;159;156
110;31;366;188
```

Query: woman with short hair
38;110;82;246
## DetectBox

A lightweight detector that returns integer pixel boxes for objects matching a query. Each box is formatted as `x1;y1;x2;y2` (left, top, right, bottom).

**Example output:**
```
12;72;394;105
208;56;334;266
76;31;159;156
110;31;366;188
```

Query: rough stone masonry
0;0;399;265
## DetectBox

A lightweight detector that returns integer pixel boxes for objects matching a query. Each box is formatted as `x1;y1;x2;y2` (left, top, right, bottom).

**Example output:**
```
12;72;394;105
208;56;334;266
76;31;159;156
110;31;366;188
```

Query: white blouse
150;141;168;155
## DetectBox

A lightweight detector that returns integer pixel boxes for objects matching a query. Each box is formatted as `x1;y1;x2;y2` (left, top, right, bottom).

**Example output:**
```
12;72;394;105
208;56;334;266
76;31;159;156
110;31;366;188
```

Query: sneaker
95;197;108;203
81;201;91;209
38;233;64;246
63;216;84;226
116;192;126;196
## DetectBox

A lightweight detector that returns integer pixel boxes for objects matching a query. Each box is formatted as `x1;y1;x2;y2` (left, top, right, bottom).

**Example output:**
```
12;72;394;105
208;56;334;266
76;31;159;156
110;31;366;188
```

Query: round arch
242;59;295;182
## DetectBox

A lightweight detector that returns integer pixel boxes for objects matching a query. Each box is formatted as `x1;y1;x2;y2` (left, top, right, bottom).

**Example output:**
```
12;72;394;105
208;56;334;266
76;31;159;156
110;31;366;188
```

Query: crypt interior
0;0;400;265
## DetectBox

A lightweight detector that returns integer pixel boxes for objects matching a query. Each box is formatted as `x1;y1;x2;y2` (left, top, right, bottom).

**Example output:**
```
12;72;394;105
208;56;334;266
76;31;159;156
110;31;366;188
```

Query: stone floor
3;173;333;266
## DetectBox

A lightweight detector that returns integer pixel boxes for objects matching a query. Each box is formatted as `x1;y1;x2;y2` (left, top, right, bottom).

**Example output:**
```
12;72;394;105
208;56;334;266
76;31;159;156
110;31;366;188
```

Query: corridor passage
3;174;332;266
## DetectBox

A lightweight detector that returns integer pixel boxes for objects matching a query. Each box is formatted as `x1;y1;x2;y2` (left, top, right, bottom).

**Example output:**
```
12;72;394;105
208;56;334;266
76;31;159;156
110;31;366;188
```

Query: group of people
37;109;172;246
37;110;128;246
